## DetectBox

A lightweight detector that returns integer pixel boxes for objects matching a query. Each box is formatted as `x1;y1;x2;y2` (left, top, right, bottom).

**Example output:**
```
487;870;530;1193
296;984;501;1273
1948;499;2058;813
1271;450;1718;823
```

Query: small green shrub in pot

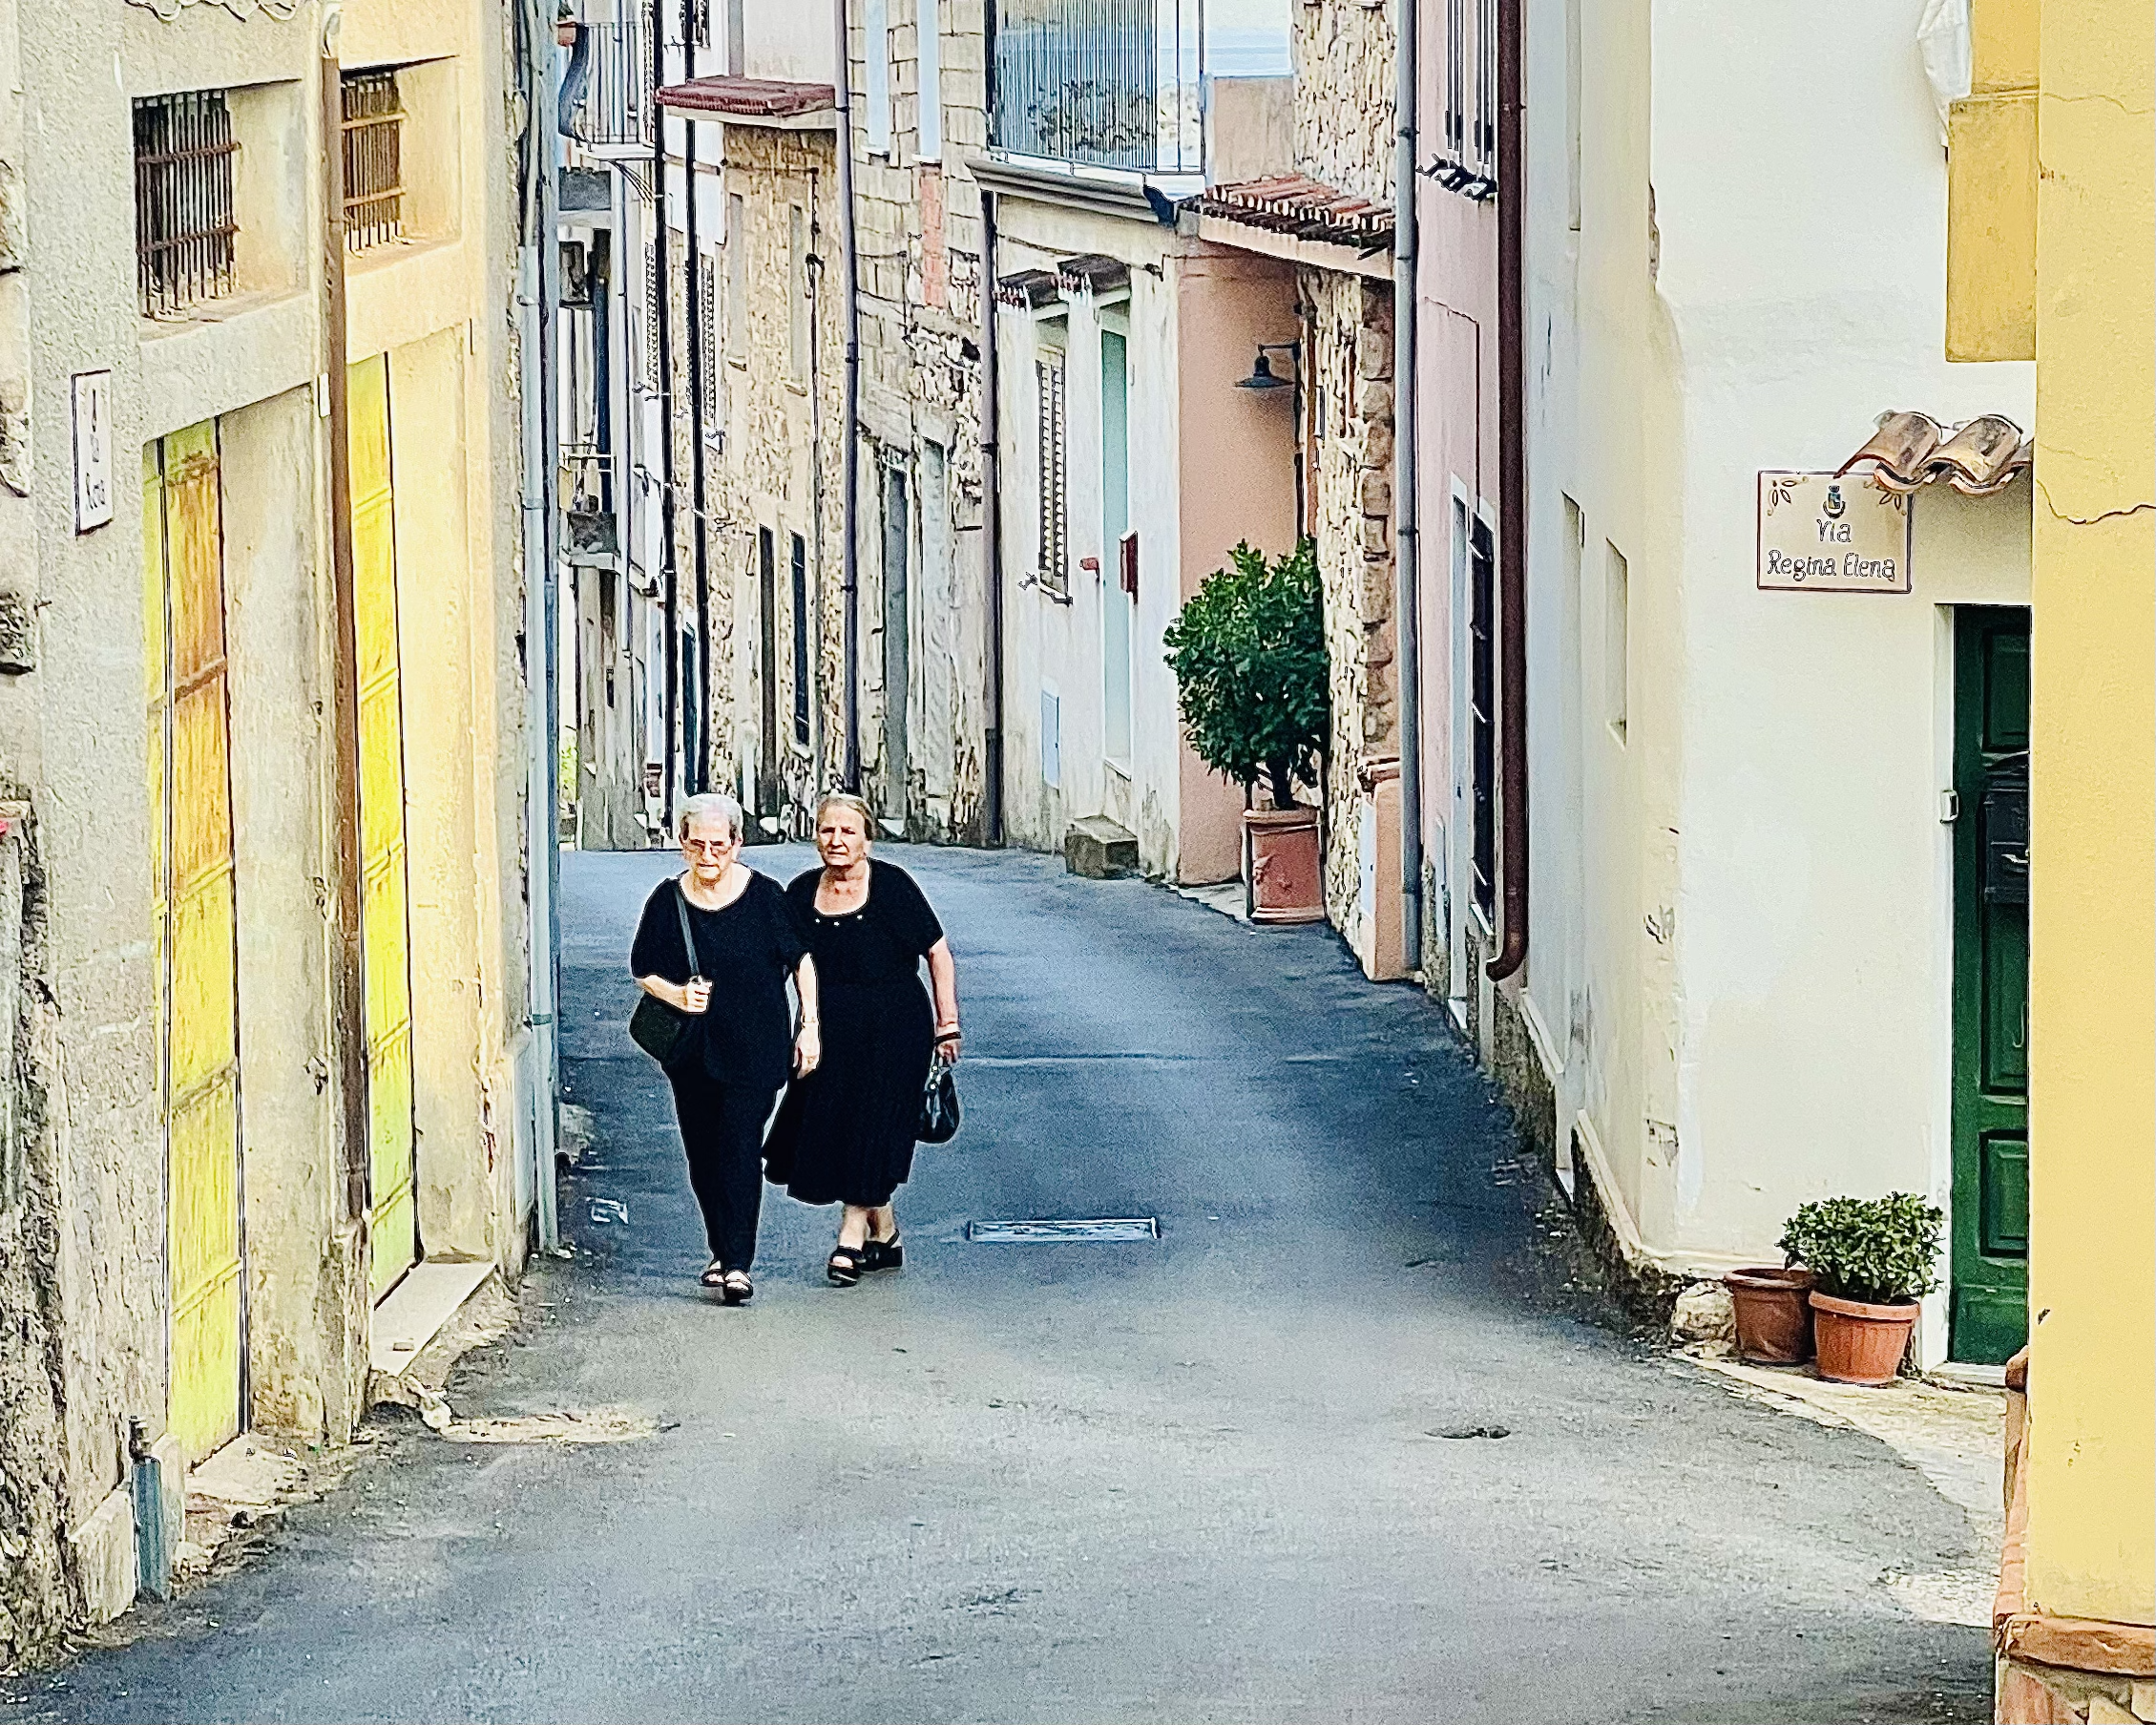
1778;1193;1945;1307
1162;537;1329;810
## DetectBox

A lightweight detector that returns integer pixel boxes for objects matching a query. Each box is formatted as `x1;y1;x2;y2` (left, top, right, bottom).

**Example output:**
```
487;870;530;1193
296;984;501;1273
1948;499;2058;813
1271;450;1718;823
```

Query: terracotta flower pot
1723;1266;1815;1364
1246;807;1323;924
1810;1291;1919;1385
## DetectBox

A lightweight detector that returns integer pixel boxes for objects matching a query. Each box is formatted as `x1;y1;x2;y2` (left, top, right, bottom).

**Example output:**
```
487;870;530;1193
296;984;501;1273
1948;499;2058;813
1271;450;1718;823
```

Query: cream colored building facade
0;0;544;1655
1493;0;2034;1368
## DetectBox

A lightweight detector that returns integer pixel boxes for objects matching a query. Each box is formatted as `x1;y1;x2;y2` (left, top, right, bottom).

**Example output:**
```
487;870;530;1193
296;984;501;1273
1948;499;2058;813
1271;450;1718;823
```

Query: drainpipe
1392;0;1423;973
1487;0;1527;981
653;0;680;828
835;0;863;791
517;0;565;1250
320;11;370;1226
680;0;710;794
979;188;1004;845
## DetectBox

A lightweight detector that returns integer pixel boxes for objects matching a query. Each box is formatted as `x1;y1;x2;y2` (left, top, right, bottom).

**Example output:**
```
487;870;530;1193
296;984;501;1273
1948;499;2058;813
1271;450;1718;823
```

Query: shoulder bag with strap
629;883;702;1068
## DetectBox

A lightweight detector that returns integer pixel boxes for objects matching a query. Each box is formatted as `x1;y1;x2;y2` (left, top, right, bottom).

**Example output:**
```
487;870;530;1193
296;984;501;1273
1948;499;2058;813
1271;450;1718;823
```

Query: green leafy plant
1162;537;1329;810
1778;1193;1945;1306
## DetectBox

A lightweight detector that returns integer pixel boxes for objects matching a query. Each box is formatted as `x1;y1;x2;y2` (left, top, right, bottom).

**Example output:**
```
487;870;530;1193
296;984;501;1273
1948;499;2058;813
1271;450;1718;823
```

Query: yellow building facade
1947;0;2155;1715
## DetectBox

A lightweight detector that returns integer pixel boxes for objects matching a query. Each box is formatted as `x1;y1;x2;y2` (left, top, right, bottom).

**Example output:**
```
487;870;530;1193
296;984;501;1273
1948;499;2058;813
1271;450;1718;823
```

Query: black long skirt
764;975;932;1207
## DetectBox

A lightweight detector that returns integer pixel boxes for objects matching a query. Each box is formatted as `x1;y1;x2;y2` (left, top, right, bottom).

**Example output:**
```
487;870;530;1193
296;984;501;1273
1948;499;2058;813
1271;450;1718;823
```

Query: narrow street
12;848;1990;1724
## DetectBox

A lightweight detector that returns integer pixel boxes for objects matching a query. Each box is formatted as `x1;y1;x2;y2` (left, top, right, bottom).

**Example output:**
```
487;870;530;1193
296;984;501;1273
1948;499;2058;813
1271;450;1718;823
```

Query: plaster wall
1519;0;2036;1349
993;200;1202;879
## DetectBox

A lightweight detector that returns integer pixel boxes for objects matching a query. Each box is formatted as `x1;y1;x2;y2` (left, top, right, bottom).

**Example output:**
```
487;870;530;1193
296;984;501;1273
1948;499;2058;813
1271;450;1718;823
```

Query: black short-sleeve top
784;860;944;988
630;870;808;1087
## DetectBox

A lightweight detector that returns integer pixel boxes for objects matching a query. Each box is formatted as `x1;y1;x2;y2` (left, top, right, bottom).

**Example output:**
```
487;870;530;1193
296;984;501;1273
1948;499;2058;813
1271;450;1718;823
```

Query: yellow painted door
349;355;419;1298
146;423;245;1462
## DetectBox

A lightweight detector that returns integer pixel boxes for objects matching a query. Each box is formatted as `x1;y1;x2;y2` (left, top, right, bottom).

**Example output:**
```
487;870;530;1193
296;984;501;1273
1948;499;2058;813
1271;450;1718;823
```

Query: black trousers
666;1064;780;1270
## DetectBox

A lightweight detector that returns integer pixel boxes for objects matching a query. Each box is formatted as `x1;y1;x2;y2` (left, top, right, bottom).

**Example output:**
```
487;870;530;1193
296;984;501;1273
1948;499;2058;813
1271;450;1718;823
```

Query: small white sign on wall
71;370;115;535
1757;471;1911;593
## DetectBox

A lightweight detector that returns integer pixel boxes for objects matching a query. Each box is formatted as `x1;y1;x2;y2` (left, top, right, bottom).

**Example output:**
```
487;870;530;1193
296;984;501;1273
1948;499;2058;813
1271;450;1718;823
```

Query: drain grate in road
966;1217;1160;1243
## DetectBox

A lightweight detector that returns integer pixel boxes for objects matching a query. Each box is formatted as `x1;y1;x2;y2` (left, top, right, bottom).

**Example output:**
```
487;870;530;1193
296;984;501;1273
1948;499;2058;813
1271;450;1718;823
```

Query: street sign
71;370;114;534
1756;471;1911;593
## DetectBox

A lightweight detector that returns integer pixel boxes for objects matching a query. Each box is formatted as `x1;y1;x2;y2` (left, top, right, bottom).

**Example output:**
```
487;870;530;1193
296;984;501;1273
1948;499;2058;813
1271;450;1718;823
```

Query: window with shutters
1444;0;1463;164
1035;350;1068;600
699;252;721;438
134;91;239;316
790;532;811;746
1475;0;1497;175
724;195;746;362
788;204;809;383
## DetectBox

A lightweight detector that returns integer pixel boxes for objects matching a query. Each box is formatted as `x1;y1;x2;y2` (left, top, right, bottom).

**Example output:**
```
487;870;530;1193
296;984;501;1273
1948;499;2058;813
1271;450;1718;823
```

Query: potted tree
1163;538;1329;923
1778;1193;1945;1385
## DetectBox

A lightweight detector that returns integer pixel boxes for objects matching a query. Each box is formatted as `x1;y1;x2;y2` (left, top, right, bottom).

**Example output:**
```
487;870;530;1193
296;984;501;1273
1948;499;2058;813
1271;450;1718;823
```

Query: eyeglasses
682;837;734;855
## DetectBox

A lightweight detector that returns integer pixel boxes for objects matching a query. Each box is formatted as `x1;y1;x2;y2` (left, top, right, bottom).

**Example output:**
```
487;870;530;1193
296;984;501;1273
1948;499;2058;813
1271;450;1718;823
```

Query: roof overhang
1836;410;2031;497
1182;176;1395;283
657;76;837;131
967;151;1195;224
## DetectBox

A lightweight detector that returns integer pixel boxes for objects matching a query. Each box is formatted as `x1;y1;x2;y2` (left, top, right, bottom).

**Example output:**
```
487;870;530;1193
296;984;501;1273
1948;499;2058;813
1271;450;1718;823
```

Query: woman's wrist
934;1020;960;1037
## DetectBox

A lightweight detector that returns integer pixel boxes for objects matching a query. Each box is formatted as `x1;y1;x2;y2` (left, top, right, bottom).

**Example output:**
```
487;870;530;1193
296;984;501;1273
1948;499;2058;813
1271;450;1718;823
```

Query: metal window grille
1469;514;1497;919
341;72;405;252
1445;0;1464;158
1475;0;1497;172
134;91;239;317
644;236;662;389
698;254;721;435
1036;353;1068;597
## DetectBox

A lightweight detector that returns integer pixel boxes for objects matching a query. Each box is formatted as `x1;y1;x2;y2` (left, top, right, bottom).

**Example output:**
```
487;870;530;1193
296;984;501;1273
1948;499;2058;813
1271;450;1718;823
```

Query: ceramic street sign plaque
1756;471;1911;593
71;370;114;535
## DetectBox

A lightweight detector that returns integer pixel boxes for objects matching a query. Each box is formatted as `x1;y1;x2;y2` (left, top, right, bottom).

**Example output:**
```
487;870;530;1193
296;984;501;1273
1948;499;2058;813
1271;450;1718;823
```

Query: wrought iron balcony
560;11;653;151
992;0;1210;174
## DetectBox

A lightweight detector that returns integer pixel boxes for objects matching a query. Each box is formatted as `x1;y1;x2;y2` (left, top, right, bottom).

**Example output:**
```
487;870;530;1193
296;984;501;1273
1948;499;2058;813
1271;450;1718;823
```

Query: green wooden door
1950;607;2030;1363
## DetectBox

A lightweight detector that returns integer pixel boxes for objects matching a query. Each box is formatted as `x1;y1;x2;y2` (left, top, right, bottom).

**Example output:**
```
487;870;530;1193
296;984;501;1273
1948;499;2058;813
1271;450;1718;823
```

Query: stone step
1063;815;1139;879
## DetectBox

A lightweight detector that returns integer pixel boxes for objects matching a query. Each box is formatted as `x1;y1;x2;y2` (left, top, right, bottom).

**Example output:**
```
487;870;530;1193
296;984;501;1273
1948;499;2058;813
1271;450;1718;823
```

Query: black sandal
827;1244;866;1287
700;1259;727;1289
862;1232;904;1273
720;1269;753;1306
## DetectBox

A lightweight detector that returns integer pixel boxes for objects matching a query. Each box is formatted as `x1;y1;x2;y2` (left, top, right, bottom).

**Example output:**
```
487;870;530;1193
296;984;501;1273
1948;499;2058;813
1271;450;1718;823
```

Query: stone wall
1303;267;1396;938
849;0;991;840
675;127;848;825
1291;0;1395;206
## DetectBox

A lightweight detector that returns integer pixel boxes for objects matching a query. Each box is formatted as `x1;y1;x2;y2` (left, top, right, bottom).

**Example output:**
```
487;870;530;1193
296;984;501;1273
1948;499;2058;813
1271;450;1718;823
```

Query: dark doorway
1950;606;2030;1362
1469;515;1497;922
882;465;910;826
758;527;779;819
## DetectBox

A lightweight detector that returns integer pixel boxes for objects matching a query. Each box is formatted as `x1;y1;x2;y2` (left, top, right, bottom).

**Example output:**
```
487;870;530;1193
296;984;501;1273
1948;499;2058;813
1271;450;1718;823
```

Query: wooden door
348;355;419;1298
1950;607;2031;1362
146;423;245;1461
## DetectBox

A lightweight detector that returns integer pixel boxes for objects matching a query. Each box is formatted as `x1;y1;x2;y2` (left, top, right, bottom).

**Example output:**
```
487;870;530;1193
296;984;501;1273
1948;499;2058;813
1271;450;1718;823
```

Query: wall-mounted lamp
1238;342;1299;391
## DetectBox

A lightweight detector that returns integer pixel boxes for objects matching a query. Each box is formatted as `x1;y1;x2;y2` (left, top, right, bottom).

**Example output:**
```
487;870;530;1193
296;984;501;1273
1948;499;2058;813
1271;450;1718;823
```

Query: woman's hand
793;1020;822;1077
934;1026;962;1063
680;978;712;1015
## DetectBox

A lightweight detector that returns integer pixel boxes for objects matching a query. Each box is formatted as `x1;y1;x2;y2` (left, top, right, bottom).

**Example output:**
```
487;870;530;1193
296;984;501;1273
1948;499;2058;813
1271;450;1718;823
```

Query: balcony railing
992;0;1204;174
560;11;653;150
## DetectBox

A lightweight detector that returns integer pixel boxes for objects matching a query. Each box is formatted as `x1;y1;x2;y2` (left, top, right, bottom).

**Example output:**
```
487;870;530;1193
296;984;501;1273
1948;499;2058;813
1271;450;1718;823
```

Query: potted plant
1722;1263;1816;1364
1778;1193;1944;1385
1162;538;1329;923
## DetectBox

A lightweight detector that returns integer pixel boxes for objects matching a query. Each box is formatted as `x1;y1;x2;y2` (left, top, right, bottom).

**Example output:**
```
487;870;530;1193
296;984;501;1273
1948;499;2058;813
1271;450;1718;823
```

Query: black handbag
917;1055;961;1144
628;884;702;1068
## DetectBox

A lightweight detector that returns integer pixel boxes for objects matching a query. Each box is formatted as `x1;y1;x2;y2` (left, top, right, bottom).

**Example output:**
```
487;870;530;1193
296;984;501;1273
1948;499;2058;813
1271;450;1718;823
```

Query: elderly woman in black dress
632;792;820;1305
764;793;960;1285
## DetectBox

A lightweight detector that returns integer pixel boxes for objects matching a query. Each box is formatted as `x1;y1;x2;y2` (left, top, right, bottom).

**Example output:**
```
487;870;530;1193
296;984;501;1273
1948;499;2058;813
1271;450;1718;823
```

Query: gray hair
812;791;875;832
678;792;745;843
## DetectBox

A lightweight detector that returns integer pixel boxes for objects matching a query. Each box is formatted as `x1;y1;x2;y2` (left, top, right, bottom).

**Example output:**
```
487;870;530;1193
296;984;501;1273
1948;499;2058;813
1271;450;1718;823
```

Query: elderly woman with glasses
631;792;819;1304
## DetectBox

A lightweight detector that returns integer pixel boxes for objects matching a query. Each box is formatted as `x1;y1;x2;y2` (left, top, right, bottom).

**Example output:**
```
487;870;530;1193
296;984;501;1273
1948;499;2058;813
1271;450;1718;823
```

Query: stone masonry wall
850;0;991;841
1291;0;1395;206
1304;267;1397;937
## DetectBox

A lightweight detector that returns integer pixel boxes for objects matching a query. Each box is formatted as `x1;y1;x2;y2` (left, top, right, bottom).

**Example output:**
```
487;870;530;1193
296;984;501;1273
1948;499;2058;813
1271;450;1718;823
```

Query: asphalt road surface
10;844;1992;1724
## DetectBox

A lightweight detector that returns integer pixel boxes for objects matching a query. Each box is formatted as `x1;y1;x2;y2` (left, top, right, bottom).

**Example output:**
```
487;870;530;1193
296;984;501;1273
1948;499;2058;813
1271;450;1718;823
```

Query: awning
1192;175;1394;252
655;76;836;128
1835;410;2031;497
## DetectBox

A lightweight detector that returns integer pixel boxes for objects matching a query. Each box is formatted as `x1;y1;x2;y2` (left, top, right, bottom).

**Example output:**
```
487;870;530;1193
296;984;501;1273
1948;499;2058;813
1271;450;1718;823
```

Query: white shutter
915;0;942;162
